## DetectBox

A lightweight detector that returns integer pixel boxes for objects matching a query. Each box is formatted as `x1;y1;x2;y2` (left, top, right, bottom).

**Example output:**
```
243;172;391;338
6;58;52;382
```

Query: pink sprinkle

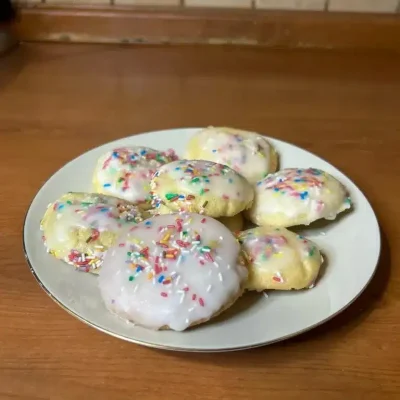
199;298;205;307
154;265;163;275
272;276;282;283
316;200;324;213
118;243;125;247
102;155;112;170
160;292;168;298
199;260;205;266
201;218;206;223
192;294;197;301
204;252;214;263
176;240;190;248
183;287;189;292
222;194;229;200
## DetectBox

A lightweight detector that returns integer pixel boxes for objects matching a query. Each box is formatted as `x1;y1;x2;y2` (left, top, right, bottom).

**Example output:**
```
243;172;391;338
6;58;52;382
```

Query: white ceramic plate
23;128;380;352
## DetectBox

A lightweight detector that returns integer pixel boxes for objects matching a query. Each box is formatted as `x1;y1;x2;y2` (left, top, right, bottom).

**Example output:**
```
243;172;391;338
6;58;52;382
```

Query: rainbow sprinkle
124;215;225;306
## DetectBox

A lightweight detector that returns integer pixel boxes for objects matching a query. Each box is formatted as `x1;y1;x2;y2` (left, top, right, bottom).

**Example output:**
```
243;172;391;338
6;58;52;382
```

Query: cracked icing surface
238;226;323;291
93;146;178;208
247;168;351;227
40;192;143;273
185;126;278;184
150;159;254;217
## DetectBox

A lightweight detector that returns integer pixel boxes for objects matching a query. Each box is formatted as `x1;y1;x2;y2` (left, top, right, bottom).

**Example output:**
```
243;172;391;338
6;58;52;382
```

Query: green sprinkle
66;200;73;205
191;177;200;183
199;189;205;195
118;177;124;183
309;248;315;257
129;276;134;281
165;193;178;200
201;246;211;253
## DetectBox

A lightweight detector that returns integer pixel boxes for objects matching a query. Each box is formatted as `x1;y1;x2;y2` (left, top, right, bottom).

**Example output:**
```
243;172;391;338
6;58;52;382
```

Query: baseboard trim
14;4;400;51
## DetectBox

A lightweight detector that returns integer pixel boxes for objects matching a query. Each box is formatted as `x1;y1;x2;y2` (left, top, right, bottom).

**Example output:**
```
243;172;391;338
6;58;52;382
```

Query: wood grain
13;4;400;51
0;43;400;399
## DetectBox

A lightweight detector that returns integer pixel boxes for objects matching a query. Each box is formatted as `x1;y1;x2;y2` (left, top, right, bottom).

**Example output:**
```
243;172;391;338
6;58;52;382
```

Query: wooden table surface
0;43;399;400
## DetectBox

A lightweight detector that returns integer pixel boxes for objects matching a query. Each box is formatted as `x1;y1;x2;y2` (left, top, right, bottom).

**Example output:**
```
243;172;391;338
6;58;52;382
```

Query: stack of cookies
40;127;352;331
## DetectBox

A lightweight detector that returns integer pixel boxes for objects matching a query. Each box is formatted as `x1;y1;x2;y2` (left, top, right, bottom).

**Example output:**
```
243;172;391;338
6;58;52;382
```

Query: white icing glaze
238;227;322;290
98;213;248;331
249;168;351;227
93;146;178;205
151;159;254;205
41;193;143;272
186;127;277;184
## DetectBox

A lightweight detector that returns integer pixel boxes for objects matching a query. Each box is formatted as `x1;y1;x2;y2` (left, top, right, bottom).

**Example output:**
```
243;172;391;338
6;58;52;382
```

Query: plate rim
22;127;382;352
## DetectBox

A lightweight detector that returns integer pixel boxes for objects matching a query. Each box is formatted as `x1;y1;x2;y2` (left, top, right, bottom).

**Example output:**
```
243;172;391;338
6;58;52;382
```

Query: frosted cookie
40;192;144;273
151;204;244;232
93;146;178;208
98;213;248;331
150;159;254;218
185;126;278;184
247;168;352;227
238;227;323;291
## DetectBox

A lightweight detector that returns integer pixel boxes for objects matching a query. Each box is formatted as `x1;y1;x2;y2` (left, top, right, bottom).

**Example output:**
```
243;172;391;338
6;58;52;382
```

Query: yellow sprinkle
147;272;154;280
162;231;171;242
130;263;137;270
49;249;58;257
274;252;284;258
209;240;219;248
293;183;307;191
